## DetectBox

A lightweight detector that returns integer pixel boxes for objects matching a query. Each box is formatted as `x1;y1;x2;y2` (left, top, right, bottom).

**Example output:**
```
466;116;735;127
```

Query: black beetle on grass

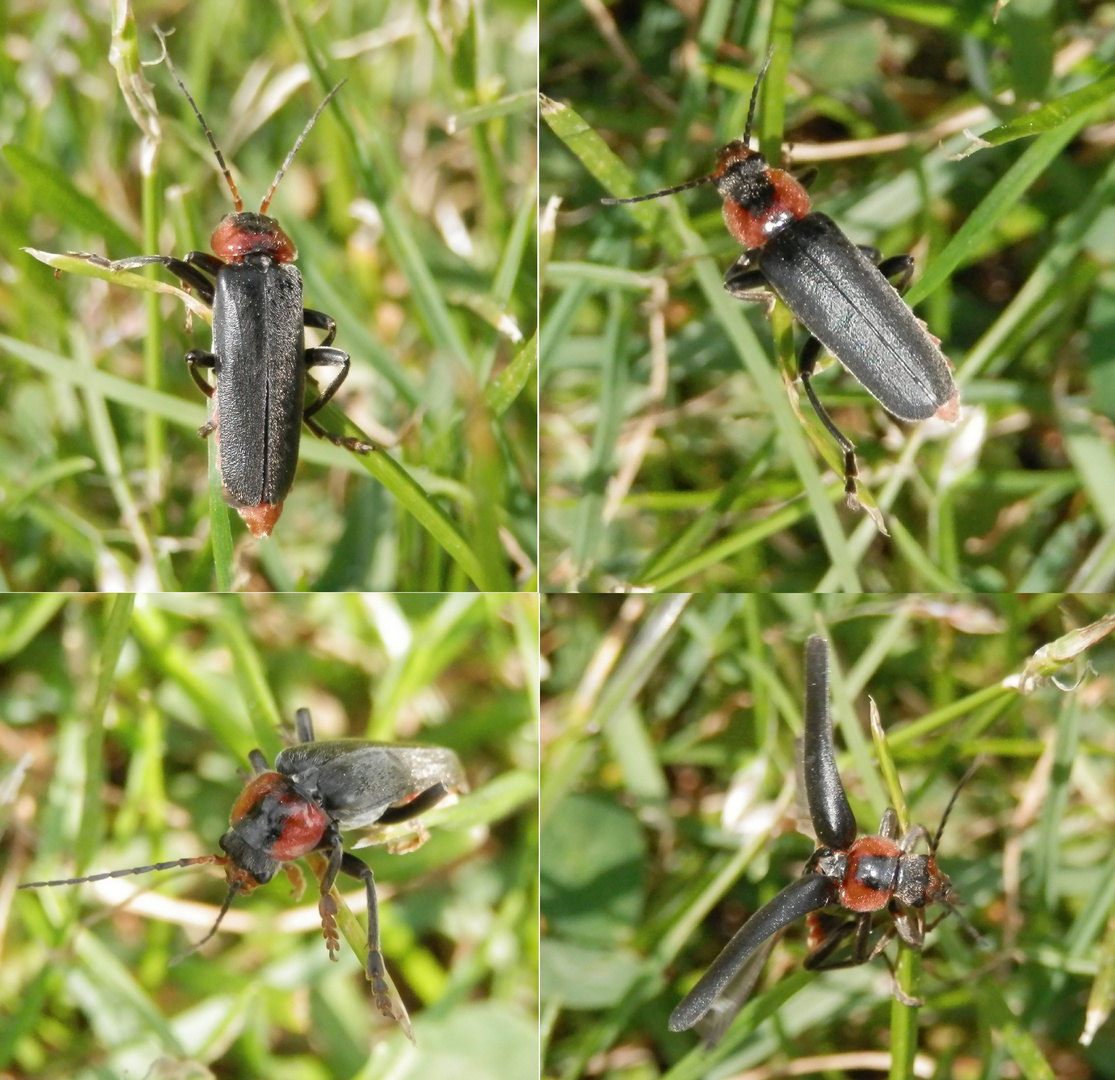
20;708;466;1038
78;30;372;537
604;50;959;509
670;636;981;1046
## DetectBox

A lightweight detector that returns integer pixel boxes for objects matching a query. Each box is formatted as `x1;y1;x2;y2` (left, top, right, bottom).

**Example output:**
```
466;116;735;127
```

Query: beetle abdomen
759;213;958;423
213;256;306;507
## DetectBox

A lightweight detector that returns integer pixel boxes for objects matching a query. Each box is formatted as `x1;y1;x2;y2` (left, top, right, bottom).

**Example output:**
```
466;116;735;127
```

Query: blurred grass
540;0;1115;591
1;593;539;1079
0;0;537;591
541;594;1115;1078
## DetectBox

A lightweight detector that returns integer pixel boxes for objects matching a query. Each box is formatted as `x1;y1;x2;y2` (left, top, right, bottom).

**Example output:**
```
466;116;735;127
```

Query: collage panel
0;0;536;592
2;593;539;1078
540;4;1113;592
541;594;1115;1076
7;2;1115;1080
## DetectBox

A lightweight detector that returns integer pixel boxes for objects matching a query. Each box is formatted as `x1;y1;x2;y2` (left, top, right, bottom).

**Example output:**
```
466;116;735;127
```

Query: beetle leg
185;349;216;400
852;910;881;963
294;707;315;743
375;781;454;824
184;348;219;437
314;825;346;963
798;335;860;504
184;250;226;280
899;823;931;853
336;850;406;1026
312;833;396;1025
282;862;306;902
882;954;925;1007
893;907;925;949
807;911;901;972
878;807;899;840
876;254;915;294
804;912;863;970
303;414;373;453
811;910;924;1005
303;347;351;418
854;248;915;294
303;307;338;348
108;253;218;306
722;253;772;307
302;347;375;453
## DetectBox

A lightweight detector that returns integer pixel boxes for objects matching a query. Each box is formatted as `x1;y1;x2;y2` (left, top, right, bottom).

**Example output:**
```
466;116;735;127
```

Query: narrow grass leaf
22;248;210;322
5;149;137;254
953;67;1115;156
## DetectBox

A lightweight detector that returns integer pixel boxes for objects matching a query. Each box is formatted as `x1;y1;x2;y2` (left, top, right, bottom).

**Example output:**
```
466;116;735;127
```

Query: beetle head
924;858;955;907
711;142;771;202
172;771;331;965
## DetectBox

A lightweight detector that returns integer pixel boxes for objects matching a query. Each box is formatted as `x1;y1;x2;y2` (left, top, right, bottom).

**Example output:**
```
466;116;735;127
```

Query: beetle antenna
601;45;775;207
168;880;241;966
259;81;346;214
940;898;989;949
601;173;719;206
153;26;244;213
932;759;981;852
19;854;227;890
741;45;776;151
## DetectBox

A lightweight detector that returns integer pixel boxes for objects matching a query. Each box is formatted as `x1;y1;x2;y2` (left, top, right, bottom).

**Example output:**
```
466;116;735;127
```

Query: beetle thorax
714;143;811;249
839;834;903;912
211;211;298;263
222;771;330;884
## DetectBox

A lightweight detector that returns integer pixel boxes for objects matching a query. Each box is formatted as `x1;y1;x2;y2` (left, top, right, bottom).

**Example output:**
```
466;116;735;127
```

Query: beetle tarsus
304;413;375;454
318;893;341;961
366;948;397;1016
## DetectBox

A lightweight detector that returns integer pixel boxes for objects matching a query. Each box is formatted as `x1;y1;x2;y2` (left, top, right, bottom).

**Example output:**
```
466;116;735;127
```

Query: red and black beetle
20;708;465;1034
82;30;371;537
604;50;959;507
669;635;980;1044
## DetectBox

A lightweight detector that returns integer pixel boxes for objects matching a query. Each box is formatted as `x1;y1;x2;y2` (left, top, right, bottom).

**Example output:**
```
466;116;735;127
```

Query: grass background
1;592;540;1079
0;0;537;591
541;593;1115;1079
540;0;1115;591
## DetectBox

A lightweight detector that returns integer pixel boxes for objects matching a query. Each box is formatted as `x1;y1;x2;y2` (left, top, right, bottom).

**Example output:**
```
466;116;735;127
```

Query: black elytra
604;50;960;508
